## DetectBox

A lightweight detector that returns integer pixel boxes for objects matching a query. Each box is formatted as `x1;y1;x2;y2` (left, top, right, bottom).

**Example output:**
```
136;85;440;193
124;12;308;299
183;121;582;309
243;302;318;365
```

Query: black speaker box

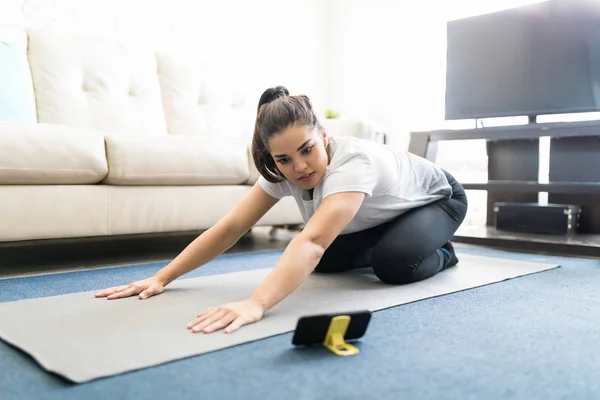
494;202;581;235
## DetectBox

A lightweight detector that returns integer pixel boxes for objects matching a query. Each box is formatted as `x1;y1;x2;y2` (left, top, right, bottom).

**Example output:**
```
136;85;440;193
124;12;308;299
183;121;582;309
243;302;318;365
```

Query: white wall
321;0;552;148
323;0;415;151
0;0;330;115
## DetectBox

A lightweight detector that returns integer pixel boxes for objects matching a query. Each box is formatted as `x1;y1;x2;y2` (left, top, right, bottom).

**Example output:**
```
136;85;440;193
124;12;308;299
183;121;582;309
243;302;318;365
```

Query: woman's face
268;124;329;190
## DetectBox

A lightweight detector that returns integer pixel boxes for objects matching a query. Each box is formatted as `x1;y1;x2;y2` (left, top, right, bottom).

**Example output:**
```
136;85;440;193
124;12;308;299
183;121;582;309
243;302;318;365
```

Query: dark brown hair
251;86;323;183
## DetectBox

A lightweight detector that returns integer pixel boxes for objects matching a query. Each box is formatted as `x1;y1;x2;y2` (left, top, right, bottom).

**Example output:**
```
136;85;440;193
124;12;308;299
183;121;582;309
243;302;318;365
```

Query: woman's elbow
293;233;327;261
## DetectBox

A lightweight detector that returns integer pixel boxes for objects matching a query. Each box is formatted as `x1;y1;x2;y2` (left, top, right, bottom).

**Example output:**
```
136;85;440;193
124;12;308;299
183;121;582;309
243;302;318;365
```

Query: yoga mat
0;254;558;383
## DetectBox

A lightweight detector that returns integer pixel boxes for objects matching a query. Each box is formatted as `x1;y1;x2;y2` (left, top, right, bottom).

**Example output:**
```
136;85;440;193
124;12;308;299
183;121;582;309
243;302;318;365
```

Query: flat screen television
444;0;600;121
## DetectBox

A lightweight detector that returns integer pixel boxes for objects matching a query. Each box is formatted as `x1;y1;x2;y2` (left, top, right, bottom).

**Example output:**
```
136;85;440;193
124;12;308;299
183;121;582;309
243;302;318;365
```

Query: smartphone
292;310;372;346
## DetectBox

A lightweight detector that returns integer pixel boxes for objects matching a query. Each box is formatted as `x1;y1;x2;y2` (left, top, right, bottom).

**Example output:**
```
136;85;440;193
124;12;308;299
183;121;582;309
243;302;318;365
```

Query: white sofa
0;29;374;244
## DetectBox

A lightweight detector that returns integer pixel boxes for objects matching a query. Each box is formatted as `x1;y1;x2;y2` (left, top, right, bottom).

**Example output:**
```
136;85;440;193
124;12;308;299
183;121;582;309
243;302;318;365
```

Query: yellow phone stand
323;315;359;356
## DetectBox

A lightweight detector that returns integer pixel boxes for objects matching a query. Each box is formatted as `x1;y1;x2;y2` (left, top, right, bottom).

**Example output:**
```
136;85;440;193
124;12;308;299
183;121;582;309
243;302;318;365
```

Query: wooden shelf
461;181;600;194
411;119;600;142
453;226;600;258
410;120;600;252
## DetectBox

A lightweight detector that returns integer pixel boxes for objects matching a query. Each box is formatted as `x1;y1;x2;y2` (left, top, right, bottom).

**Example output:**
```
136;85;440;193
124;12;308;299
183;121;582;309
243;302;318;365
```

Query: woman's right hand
94;276;166;300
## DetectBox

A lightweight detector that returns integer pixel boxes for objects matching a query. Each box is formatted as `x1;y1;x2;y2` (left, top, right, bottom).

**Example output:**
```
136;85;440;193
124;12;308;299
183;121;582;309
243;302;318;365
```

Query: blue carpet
1;246;599;400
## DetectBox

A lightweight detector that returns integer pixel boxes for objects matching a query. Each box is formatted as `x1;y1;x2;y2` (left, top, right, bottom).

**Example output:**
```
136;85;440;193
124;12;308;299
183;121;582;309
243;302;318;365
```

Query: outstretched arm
154;183;280;287
95;182;279;300
187;191;366;333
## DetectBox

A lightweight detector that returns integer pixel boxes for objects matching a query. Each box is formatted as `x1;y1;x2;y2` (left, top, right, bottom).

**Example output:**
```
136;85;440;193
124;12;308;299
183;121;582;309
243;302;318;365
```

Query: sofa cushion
26;29;167;136
0;30;37;123
156;51;254;140
0;123;109;184
103;135;250;185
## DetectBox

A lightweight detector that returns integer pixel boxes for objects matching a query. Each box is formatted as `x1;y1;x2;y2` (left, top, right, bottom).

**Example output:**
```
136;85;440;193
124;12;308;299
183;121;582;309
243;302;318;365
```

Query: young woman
95;86;468;334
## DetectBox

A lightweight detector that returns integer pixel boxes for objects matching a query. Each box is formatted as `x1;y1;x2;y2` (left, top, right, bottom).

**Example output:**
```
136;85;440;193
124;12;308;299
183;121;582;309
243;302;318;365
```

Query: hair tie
271;89;287;101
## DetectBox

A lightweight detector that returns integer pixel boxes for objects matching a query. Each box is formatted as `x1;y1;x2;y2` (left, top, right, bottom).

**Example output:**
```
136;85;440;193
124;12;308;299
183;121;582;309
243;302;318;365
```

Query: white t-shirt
258;136;453;234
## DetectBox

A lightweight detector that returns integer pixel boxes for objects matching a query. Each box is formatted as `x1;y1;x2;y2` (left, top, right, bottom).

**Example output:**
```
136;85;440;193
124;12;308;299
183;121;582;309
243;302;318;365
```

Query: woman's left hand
187;298;265;334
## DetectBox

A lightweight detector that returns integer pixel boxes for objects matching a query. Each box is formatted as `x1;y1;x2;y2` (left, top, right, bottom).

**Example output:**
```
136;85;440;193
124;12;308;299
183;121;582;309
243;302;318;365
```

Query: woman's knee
371;252;422;285
372;243;451;285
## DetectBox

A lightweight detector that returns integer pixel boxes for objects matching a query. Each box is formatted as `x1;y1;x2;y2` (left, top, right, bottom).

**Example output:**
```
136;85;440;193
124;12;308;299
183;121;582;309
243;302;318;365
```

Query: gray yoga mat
0;254;558;383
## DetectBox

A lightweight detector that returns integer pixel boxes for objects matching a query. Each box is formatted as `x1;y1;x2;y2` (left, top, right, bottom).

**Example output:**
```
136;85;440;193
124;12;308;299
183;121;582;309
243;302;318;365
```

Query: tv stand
409;119;600;257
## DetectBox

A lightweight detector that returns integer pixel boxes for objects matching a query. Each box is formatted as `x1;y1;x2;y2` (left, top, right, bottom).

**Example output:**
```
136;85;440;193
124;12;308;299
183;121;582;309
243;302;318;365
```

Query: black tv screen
444;0;600;121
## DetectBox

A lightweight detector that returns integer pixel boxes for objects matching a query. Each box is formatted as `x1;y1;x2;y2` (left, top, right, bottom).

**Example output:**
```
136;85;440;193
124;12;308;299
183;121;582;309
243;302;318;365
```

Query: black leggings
314;171;468;285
